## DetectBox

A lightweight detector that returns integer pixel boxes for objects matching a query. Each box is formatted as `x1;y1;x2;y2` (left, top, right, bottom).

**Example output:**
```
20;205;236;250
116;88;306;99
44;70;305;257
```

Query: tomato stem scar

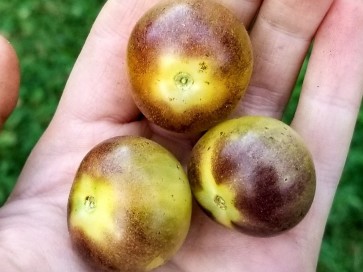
174;72;194;91
84;195;96;212
214;195;227;210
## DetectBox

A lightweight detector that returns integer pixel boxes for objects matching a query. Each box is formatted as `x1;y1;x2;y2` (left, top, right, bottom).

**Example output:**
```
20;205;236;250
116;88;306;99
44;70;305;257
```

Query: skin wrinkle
259;0;333;38
259;14;312;41
239;87;288;117
220;0;263;25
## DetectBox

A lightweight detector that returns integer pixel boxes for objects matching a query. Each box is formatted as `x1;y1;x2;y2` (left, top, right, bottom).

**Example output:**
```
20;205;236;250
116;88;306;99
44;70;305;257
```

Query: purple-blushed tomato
127;0;253;133
188;116;316;236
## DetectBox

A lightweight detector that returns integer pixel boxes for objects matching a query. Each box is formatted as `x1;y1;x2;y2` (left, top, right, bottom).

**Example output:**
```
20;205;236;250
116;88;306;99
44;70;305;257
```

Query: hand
0;35;19;128
1;0;362;271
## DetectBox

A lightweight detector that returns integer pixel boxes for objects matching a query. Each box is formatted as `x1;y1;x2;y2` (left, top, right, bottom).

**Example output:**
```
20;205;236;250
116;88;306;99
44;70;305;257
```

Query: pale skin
0;0;362;271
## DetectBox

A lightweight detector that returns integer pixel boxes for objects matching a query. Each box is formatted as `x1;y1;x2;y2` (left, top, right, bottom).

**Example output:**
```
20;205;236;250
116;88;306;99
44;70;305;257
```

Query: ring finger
237;0;333;118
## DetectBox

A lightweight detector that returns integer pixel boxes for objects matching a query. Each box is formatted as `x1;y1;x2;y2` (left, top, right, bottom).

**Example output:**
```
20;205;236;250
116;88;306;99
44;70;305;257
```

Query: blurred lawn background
0;0;362;271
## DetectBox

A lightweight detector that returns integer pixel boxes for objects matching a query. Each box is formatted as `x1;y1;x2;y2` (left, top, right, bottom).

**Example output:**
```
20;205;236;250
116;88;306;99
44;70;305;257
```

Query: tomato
68;136;192;271
188;116;316;236
127;0;253;133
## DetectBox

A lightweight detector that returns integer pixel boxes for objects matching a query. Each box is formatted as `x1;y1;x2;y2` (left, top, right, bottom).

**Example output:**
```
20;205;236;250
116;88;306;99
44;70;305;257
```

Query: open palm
1;0;363;271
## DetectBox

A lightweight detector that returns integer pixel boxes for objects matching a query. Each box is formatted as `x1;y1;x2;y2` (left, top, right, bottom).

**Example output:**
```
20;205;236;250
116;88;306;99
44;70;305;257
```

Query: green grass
1;1;362;271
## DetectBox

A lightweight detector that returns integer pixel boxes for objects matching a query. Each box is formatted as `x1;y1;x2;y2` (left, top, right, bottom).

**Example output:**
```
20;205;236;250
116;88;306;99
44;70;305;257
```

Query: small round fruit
188;116;316;236
127;0;253;133
67;136;192;272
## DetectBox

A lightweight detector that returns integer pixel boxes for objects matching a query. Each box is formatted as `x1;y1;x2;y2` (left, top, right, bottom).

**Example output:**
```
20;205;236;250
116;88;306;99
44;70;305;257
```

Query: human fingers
237;0;333;118
0;35;20;127
219;0;262;26
290;0;363;260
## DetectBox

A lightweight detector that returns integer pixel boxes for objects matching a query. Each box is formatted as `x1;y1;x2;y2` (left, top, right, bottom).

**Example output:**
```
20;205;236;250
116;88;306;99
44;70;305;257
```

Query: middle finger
237;0;333;118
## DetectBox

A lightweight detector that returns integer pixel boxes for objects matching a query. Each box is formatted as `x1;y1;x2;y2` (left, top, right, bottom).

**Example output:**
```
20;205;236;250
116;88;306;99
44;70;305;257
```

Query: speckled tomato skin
67;136;192;272
188;116;316;236
127;0;253;133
